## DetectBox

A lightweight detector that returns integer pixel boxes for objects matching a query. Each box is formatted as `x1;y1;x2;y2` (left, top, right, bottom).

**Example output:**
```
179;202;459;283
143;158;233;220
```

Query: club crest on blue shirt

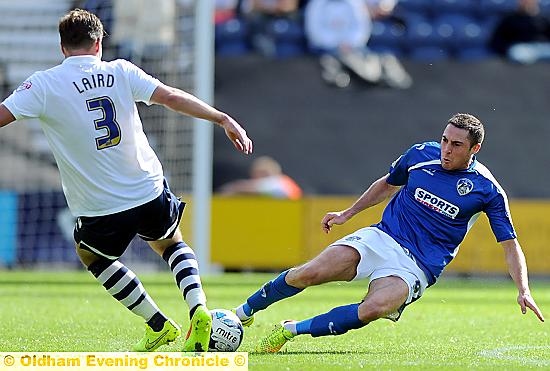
456;178;473;196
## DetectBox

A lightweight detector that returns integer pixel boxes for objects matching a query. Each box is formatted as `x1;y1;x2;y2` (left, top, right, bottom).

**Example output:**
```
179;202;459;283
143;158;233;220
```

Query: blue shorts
73;180;185;260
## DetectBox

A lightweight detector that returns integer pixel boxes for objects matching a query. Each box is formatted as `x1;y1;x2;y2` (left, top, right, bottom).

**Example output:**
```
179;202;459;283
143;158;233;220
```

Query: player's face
440;124;481;170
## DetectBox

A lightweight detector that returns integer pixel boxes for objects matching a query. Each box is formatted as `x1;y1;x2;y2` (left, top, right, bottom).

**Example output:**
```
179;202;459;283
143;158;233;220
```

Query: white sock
283;321;297;336
235;305;251;320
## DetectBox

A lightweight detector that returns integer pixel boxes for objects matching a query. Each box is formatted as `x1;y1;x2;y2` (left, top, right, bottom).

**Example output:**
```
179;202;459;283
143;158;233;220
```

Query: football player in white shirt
0;9;253;352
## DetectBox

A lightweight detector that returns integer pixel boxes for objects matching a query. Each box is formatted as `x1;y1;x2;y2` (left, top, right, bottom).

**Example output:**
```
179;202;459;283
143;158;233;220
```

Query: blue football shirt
375;141;516;285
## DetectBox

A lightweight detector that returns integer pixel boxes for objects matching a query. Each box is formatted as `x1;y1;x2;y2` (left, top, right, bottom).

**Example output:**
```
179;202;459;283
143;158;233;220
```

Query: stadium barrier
0;191;17;267
3;194;548;275
179;196;550;275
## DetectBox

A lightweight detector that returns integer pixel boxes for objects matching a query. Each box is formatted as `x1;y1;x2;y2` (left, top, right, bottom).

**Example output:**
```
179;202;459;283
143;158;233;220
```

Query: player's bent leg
182;304;212;352
255;276;409;352
80;246;178;350
133;318;181;352
236;245;360;325
149;235;212;351
149;230;213;352
149;231;208;316
358;276;409;323
286;245;360;288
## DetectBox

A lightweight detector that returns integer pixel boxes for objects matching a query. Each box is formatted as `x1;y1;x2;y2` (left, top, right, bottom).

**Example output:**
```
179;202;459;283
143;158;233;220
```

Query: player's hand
517;292;545;322
221;115;253;154
321;211;350;233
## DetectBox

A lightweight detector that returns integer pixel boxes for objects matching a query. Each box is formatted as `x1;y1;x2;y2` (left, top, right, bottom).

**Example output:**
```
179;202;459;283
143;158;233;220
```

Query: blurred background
0;0;549;277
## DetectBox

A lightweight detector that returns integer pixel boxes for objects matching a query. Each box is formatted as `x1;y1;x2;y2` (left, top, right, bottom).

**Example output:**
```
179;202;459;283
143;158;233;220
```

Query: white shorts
330;226;428;306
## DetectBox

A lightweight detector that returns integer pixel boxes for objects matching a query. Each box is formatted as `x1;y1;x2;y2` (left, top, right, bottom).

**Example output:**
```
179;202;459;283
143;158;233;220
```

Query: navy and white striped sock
88;259;167;330
162;242;206;317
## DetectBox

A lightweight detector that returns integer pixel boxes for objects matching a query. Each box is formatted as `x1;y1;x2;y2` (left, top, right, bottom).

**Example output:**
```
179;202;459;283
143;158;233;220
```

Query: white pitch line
479;345;550;367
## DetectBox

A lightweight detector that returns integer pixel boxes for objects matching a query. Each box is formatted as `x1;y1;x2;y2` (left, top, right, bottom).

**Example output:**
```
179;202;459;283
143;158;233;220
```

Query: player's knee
75;244;102;268
357;300;393;322
288;265;324;287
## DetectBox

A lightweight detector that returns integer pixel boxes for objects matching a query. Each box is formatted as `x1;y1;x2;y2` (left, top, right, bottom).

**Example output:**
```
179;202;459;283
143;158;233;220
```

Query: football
208;309;244;352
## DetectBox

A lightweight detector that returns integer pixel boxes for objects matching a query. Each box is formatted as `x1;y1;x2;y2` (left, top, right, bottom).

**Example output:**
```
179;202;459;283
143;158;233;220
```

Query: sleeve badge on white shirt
16;80;33;92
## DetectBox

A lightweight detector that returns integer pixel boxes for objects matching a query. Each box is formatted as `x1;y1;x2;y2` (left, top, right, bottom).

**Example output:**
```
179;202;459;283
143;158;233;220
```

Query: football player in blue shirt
233;113;545;353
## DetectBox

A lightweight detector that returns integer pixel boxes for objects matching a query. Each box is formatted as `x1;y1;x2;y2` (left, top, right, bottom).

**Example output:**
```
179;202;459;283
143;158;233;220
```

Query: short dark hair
59;9;104;50
448;113;485;147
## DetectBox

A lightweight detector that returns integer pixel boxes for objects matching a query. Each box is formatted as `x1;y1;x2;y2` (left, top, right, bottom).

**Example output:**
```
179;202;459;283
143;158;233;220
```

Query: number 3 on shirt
86;96;121;150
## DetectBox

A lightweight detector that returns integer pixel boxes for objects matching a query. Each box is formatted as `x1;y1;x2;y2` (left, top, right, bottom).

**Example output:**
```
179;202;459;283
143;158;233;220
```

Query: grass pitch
0;271;548;370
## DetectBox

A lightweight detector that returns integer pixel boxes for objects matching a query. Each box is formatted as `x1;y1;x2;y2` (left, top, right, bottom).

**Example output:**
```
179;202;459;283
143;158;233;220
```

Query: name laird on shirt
72;73;114;93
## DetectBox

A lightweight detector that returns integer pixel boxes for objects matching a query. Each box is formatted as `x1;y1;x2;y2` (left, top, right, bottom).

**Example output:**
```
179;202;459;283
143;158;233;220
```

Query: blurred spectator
239;0;301;56
72;0;115;58
72;1;178;62
111;0;176;62
305;0;372;55
489;0;550;64
219;156;303;199
216;0;239;24
365;0;398;19
304;0;411;88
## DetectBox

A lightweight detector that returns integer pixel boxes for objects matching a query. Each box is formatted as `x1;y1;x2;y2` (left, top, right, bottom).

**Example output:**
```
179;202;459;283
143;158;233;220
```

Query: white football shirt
2;55;165;216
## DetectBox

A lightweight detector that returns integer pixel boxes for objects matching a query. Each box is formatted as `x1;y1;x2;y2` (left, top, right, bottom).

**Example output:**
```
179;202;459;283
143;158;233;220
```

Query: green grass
0;271;549;370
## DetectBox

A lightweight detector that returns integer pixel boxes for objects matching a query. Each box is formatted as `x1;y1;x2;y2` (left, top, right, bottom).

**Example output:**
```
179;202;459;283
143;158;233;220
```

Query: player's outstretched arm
322;174;400;233
150;84;253;154
501;238;545;322
0;104;16;128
